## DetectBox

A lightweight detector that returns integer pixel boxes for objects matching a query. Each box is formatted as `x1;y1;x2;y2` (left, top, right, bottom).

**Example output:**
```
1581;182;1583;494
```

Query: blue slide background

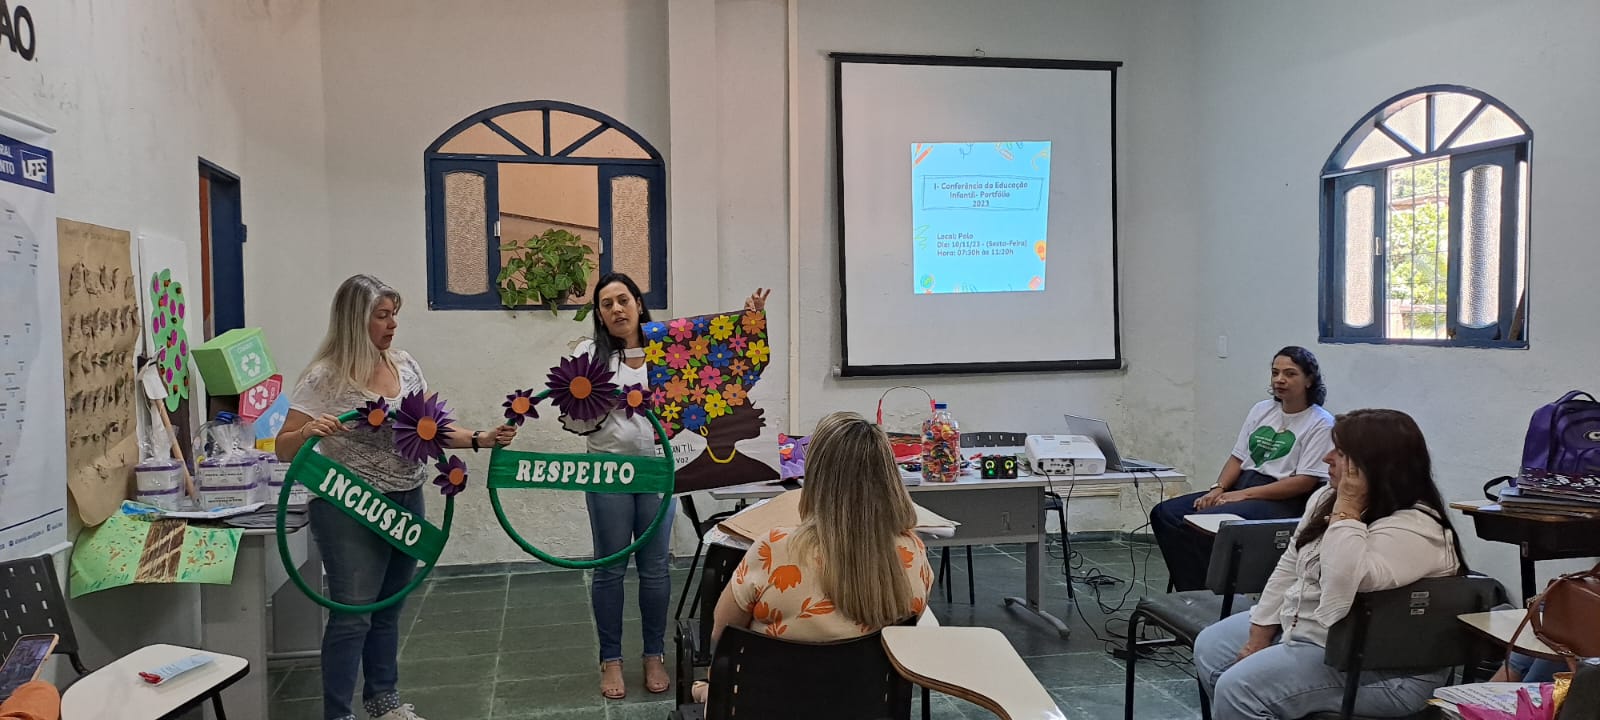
911;141;1051;295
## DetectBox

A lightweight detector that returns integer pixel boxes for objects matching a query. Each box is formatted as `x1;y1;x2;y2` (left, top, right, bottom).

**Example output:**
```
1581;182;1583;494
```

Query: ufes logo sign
1;1;36;62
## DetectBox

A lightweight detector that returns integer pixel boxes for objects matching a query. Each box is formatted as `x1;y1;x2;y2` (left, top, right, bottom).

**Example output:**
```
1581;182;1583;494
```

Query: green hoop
487;388;675;569
275;409;455;614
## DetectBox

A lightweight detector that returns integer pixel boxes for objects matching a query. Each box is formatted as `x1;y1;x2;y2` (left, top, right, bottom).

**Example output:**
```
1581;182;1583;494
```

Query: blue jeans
1152;470;1312;591
587;491;675;663
310;487;423;720
1508;651;1564;683
1195;611;1448;719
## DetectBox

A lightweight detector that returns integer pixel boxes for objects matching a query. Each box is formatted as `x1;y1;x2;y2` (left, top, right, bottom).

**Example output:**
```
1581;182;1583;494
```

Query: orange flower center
367;409;386;427
627;389;644;408
417;417;437;441
511;396;531;414
570;376;592;400
448;468;466;486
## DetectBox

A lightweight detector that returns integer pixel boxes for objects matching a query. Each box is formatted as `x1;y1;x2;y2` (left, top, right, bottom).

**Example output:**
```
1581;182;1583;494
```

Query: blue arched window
424;101;666;310
1320;86;1531;346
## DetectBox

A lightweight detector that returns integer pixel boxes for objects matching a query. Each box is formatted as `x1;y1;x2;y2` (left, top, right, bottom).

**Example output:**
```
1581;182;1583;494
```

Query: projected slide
911;141;1051;295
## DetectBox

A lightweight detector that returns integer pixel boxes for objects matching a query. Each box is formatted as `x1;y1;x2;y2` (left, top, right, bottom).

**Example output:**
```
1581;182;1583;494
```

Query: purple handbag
1522;391;1600;477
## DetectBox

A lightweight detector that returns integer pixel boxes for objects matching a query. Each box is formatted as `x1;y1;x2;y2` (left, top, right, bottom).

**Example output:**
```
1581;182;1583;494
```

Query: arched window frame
1319;84;1532;347
423;100;667;311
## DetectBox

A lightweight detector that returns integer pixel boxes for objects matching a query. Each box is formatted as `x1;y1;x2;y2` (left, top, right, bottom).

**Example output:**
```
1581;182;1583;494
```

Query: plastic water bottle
921;403;961;483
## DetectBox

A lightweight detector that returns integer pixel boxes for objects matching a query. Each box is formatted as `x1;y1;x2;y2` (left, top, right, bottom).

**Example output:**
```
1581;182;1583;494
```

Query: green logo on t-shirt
1248;426;1296;466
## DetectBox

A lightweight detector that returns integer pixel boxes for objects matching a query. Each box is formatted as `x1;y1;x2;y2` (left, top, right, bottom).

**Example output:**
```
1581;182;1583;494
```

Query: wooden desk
1450;500;1600;604
1458;609;1561;661
60;644;249;720
1184;513;1245;536
881;627;1065;720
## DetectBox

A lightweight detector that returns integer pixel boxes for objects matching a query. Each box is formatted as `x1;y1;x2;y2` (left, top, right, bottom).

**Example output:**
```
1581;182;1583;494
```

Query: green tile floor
267;540;1203;719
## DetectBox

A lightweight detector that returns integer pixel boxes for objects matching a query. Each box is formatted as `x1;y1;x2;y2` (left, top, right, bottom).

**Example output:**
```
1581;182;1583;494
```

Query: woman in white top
568;273;769;699
1152;346;1336;590
1193;408;1467;719
276;275;515;720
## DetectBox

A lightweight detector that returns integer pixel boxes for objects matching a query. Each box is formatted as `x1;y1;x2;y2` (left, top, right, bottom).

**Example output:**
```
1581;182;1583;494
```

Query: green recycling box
192;327;278;395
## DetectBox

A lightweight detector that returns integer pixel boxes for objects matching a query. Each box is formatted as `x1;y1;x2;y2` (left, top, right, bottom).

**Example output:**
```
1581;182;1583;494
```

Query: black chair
1124;517;1299;720
671;624;915;720
0;555;91;681
674;495;740;619
673;541;746;706
1297;574;1501;720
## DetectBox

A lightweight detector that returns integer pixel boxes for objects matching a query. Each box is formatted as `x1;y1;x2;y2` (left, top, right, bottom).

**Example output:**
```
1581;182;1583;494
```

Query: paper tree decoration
148;269;190;412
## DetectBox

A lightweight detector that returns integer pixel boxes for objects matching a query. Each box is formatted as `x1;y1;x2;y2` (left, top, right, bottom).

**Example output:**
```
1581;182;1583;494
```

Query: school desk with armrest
881;626;1065;720
1450;499;1600;604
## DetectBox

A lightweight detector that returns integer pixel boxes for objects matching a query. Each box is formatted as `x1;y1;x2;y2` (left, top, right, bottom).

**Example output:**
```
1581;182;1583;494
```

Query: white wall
1189;1;1600;586
0;0;330;667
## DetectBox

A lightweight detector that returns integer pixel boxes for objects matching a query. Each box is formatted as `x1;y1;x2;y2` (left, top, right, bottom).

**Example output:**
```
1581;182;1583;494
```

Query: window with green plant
1321;86;1531;347
424;101;666;314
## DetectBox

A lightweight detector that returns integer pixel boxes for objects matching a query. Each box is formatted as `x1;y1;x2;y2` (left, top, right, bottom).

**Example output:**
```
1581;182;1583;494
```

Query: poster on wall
57;219;141;527
0;115;68;560
136;233;197;463
645;309;780;493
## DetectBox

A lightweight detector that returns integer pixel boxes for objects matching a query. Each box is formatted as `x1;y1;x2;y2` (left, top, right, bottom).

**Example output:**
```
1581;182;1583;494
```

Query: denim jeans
1194;611;1448;719
1151;470;1312;591
310;487;424;720
587;491;675;663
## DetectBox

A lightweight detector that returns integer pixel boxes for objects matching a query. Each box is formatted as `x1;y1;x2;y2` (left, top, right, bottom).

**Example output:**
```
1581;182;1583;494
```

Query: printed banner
286;450;446;562
644;309;780;492
0;117;67;560
488;449;674;494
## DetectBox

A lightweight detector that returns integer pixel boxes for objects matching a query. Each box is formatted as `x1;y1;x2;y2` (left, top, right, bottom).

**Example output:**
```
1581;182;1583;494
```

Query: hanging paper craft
643;309;780;491
485;352;675;569
148;269;190;412
274;390;465;613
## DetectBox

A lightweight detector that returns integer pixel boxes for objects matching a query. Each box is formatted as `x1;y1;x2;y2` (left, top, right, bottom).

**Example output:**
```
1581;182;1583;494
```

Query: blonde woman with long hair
277;274;515;720
695;412;934;701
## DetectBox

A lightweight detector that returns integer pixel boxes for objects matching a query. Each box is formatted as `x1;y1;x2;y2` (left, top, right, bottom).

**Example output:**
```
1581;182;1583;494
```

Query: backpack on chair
1485;391;1600;500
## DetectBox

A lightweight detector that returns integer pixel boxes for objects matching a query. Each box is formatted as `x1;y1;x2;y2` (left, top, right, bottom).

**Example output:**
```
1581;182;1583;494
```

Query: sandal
600;660;625;699
643;654;671;694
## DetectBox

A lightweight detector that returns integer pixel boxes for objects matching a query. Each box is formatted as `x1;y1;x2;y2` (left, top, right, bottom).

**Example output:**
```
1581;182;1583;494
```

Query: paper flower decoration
359;398;390;431
393;391;455;463
647;309;772;438
503;389;539;426
546;352;618;422
621;384;653;419
433;455;469;497
643;321;669;342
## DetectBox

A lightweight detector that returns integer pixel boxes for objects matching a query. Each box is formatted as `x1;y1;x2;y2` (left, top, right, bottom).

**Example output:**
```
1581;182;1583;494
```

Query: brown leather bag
1512;562;1600;672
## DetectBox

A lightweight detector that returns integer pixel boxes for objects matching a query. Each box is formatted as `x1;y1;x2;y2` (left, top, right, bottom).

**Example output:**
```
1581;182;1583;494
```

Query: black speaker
980;455;1018;479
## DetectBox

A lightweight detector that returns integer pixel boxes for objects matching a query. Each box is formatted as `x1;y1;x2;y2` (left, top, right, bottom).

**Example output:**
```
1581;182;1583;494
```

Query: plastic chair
0;555;91;680
1124;517;1299;720
1297;574;1501;720
672;624;915;720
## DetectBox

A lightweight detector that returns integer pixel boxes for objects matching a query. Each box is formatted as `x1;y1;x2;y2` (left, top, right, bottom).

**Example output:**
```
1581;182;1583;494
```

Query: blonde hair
302;274;402;393
791;412;918;629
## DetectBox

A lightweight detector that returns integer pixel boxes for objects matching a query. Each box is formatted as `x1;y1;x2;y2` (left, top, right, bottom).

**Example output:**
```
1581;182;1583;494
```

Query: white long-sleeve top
1248;485;1461;647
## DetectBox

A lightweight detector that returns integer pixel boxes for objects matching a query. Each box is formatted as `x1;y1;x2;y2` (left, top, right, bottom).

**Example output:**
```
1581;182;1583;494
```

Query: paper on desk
67;512;242;597
1434;683;1547;714
716;489;958;543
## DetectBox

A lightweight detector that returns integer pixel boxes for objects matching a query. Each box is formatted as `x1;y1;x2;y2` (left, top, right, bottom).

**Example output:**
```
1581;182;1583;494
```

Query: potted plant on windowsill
496;228;596;320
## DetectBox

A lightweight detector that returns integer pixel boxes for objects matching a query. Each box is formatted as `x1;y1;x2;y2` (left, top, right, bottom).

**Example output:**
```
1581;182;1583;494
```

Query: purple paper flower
546;353;619;422
621;384;653;419
359;398;390;431
502;388;540;426
393;391;454;463
433;455;469;497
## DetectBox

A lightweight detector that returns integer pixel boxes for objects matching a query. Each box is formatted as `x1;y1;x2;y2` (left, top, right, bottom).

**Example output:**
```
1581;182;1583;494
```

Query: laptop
1063;414;1172;472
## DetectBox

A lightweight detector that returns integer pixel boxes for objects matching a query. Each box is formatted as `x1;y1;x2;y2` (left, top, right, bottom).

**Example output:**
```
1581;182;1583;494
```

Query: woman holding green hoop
277;274;515;720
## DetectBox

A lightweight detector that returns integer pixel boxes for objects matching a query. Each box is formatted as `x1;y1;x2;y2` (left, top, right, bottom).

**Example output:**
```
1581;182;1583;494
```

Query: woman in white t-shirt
567;273;770;699
1151;346;1335;591
1193;409;1466;719
276;275;515;720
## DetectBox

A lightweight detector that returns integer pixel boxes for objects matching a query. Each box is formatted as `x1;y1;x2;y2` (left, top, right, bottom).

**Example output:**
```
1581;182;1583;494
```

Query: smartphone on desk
0;634;59;701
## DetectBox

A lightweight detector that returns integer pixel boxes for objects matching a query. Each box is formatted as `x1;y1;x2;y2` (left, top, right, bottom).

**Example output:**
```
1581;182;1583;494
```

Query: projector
1025;434;1107;475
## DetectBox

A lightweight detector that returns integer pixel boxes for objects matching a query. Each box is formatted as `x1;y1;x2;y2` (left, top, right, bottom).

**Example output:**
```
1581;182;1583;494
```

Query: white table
1184;513;1245;536
713;465;1184;641
60;644;249;720
881;626;1065;720
1458;609;1560;661
200;521;323;720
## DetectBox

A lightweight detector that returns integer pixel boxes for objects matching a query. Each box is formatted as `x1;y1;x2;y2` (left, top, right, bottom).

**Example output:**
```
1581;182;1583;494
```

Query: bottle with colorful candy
920;402;961;483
